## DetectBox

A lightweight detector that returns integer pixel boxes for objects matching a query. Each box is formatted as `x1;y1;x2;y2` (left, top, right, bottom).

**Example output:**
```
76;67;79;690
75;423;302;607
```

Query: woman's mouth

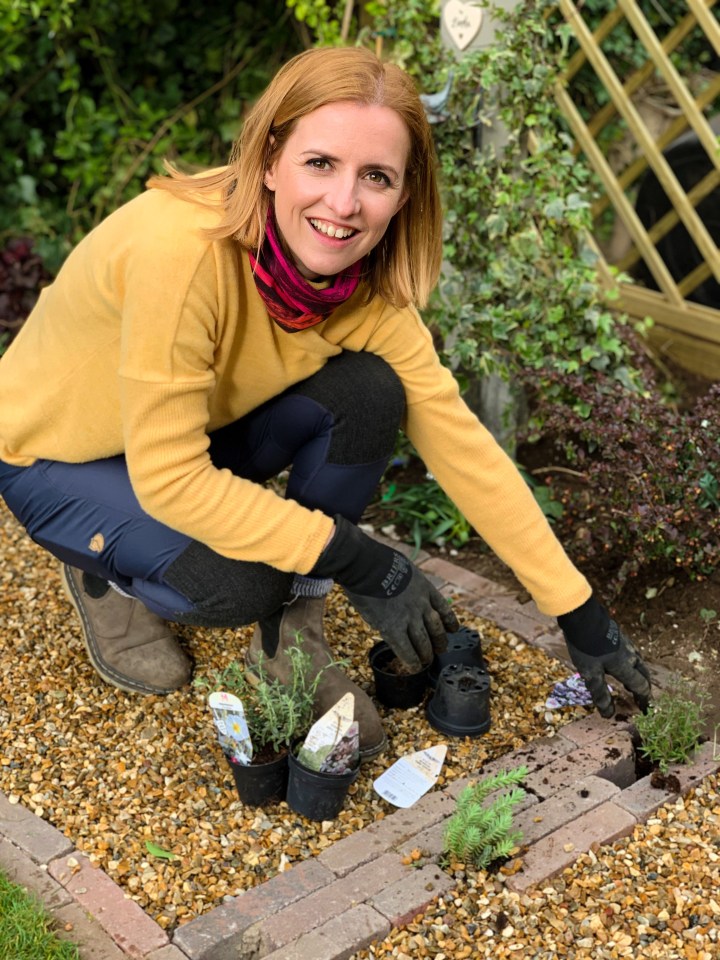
309;218;357;240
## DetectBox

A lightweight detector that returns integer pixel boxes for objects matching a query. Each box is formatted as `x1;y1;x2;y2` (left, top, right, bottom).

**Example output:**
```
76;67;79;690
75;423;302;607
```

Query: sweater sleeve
353;302;591;617
117;241;333;573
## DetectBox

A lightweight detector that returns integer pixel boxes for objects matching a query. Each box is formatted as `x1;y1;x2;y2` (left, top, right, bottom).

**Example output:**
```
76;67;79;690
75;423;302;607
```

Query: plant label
373;744;447;808
297;692;356;772
320;721;360;775
545;673;612;709
208;691;253;765
443;0;483;51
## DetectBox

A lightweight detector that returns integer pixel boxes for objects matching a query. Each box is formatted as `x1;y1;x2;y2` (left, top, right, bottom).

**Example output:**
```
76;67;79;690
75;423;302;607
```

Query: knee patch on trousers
285;351;405;464
163;541;292;628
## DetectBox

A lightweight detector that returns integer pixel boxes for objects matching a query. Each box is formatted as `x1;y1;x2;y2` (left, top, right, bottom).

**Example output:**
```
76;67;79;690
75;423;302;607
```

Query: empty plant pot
426;663;491;737
429;626;488;688
225;751;289;807
286;749;359;821
369;641;430;709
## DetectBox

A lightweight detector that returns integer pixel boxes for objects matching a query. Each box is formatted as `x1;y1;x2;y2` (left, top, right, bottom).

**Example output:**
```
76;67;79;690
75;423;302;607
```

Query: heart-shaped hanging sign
443;0;483;52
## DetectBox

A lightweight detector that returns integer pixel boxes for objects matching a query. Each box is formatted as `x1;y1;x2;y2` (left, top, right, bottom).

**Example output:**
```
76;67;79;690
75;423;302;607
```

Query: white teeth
310;219;354;239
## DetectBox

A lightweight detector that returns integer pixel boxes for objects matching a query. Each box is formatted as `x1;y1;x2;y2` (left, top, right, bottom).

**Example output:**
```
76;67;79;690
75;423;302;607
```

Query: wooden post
440;0;521;156
439;0;526;453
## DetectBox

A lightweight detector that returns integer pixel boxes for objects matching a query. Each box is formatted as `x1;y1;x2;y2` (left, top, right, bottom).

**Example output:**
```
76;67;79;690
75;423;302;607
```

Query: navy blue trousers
0;352;405;626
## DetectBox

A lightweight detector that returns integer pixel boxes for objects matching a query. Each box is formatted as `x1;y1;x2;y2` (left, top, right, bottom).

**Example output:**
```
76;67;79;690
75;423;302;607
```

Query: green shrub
1;0;301;272
528;375;720;591
634;675;708;774
379;475;472;552
443;766;528;869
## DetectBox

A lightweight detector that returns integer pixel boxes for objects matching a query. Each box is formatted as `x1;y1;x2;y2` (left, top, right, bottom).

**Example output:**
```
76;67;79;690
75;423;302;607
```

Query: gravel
351;775;720;959
0;501;576;931
5;499;718;958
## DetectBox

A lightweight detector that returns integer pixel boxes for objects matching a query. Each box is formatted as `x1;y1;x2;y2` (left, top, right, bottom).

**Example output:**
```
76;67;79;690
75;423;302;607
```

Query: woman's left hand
558;596;652;718
564;619;652;718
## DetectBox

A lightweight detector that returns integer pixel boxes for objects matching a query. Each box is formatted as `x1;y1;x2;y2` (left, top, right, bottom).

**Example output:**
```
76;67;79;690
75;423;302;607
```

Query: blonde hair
147;47;443;308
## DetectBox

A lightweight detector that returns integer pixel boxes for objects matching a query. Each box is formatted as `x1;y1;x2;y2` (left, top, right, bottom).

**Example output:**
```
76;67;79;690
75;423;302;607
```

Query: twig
529;466;588;480
340;0;354;42
1;55;59;118
110;45;259;206
87;26;135;121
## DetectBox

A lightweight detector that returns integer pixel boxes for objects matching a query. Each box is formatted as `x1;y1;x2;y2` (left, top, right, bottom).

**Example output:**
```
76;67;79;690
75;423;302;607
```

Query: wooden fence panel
555;0;720;377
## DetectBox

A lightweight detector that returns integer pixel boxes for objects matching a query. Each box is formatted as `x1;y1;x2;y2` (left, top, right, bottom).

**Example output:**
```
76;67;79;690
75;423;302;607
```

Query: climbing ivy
288;0;644;403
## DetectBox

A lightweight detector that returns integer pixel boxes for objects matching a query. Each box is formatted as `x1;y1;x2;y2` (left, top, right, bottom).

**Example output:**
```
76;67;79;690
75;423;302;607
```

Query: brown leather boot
246;594;386;760
61;564;192;695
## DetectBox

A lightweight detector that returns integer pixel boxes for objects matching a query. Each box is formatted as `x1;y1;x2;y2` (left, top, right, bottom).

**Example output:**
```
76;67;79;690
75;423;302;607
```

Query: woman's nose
326;176;360;218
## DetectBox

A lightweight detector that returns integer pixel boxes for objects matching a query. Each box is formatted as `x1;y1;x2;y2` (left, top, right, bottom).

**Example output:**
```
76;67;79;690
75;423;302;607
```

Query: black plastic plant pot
428;626;488;688
286;750;359;821
369;640;430;709
225;751;289;807
425;664;491;737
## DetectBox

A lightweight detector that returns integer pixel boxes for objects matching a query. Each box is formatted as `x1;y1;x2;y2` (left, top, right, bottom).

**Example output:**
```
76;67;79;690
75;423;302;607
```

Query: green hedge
1;0;302;272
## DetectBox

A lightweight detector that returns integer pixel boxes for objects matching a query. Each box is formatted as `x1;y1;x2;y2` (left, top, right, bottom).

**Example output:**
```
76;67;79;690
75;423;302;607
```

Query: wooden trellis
554;0;720;379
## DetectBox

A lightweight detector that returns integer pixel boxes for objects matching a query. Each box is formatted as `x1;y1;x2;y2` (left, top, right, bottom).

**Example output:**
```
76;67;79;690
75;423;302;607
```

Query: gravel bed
352;775;720;959
0;501;584;931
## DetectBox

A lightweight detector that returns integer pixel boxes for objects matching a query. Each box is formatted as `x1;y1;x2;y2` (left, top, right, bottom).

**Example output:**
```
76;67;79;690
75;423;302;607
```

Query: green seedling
634;674;708;774
443;766;528;870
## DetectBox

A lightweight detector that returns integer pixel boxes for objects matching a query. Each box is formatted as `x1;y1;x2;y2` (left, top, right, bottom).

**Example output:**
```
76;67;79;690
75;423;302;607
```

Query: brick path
1;545;718;960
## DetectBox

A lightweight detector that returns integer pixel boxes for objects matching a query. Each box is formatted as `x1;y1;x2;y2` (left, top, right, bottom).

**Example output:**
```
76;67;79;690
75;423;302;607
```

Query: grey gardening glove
558;595;652;718
311;515;459;671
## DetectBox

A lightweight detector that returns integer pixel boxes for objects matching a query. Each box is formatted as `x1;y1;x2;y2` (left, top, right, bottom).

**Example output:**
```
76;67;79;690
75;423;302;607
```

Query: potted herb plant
286;692;361;821
198;638;325;807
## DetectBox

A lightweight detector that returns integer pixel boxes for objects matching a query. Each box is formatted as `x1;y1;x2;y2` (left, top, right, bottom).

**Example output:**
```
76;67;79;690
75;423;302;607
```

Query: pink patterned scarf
248;208;363;332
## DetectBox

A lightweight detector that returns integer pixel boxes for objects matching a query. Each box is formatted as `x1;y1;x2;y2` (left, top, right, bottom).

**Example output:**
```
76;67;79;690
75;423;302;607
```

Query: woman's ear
394;187;410;214
264;136;277;192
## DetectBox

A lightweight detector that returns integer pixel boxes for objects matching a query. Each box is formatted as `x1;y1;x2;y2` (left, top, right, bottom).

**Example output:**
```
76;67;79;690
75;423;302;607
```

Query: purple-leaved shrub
0;238;51;353
525;373;720;594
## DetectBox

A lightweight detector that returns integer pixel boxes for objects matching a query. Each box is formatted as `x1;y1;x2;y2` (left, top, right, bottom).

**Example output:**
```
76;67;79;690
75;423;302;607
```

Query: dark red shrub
524;373;720;595
0;238;52;352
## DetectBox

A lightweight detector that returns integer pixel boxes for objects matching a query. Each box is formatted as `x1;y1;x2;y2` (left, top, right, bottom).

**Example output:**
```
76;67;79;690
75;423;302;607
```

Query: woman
0;47;650;758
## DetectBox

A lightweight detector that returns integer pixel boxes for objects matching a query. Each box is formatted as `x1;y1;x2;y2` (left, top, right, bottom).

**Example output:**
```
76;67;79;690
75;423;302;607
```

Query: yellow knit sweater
0;185;590;615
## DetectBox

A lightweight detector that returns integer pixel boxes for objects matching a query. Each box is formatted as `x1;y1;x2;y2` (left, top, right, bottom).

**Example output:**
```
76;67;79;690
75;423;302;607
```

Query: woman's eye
308;158;330;170
366;170;391;186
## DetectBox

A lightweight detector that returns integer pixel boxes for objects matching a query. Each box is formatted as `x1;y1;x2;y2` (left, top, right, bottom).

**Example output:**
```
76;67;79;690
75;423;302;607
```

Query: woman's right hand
311;515;459;670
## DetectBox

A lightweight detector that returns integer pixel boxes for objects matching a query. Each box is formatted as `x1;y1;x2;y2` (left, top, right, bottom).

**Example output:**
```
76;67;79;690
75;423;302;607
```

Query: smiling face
263;101;411;280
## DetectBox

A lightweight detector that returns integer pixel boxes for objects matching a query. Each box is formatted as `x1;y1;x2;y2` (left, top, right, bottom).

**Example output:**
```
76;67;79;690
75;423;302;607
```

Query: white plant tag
208;691;253;765
297;692;355;772
320;720;360;775
443;0;483;51
373;744;447;808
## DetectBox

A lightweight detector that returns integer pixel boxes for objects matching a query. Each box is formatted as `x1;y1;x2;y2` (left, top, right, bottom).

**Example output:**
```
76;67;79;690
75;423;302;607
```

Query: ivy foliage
1;0;301;272
289;0;643;398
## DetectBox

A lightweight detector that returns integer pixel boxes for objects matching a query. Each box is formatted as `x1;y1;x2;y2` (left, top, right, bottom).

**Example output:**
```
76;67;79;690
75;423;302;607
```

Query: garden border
1;541;718;960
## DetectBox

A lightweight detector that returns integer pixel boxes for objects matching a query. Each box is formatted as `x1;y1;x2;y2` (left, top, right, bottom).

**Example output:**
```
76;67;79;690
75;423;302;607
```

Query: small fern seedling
443;766;528;869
